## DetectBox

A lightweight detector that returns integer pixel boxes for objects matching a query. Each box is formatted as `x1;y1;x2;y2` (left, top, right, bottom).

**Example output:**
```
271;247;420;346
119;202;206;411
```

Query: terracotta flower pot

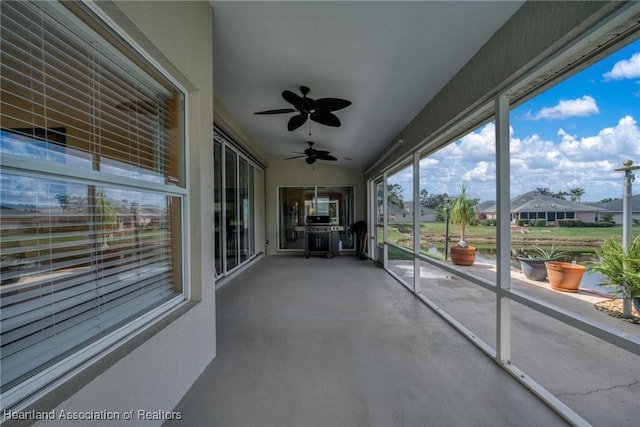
450;246;476;266
545;261;585;292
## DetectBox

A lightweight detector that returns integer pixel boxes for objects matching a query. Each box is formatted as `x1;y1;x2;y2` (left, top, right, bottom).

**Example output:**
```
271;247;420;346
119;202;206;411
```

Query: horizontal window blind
1;1;182;186
1;174;181;391
0;0;185;402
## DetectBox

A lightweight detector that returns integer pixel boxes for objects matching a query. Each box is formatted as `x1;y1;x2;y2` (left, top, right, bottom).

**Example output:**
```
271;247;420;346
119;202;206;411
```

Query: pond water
423;245;615;296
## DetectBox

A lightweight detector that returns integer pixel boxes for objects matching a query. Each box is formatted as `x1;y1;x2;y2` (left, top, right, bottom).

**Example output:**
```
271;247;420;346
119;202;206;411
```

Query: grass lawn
387;222;639;248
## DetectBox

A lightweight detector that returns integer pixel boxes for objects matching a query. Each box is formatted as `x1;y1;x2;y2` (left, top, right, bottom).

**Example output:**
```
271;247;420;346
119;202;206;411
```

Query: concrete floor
165;255;569;427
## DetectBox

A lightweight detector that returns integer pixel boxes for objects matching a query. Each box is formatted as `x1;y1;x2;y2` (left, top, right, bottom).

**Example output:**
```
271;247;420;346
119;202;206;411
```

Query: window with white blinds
0;0;185;404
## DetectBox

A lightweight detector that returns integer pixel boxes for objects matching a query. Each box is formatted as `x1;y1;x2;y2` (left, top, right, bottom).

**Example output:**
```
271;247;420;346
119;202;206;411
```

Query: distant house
387;203;410;224
483;191;605;224
406;201;438;222
477;200;495;218
387;201;438;224
588;194;640;224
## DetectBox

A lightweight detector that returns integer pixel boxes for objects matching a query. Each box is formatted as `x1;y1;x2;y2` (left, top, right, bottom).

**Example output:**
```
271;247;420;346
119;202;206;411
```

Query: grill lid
306;215;331;225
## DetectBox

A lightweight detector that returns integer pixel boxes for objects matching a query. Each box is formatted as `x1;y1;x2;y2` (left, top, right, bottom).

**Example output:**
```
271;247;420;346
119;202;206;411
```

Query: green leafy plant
587;235;640;299
449;184;478;248
525;244;569;261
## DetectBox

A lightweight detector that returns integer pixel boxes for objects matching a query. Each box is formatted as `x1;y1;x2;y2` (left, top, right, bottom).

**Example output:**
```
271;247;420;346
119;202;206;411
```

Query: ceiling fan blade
284;155;306;160
316;153;337;161
254;108;297;115
310;111;341;127
312;97;351;112
287;114;308;131
282;90;304;108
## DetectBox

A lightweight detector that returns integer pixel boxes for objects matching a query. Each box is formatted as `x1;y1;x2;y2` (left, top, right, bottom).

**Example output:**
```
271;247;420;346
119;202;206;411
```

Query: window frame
0;0;191;412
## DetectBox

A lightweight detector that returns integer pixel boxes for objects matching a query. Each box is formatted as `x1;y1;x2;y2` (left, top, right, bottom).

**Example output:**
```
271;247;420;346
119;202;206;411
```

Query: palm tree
569;187;585;203
449;184;478;247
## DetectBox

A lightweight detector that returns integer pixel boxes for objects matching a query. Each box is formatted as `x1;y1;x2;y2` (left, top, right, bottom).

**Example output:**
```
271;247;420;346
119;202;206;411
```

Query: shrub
558;219;585;227
394;225;413;234
600;213;614;223
585;221;615;228
531;219;547;227
587;235;640;300
557;219;614;227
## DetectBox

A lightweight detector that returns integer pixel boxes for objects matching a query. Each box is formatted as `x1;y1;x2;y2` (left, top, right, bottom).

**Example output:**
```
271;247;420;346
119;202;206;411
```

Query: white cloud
603;52;640;81
418;116;640;203
531;95;599;120
509;115;640;201
461;161;495;182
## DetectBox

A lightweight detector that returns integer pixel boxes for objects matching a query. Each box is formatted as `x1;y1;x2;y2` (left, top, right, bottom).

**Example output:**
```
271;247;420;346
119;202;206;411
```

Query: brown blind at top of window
0;1;183;187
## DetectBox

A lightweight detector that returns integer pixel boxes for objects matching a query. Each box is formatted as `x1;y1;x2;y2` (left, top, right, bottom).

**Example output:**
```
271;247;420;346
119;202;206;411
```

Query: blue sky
394;38;640;204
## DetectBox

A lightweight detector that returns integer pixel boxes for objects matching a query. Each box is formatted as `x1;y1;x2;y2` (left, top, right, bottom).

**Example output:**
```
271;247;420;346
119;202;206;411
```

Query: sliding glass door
278;186;356;252
225;146;238;271
213;128;260;277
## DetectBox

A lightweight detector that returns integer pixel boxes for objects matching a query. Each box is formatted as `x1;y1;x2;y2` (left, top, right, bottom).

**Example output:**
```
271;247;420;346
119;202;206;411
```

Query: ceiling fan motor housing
284;141;337;164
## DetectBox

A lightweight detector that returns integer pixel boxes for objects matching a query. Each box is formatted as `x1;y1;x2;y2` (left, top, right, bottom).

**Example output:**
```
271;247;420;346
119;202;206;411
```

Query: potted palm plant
449;185;478;266
518;244;568;281
587;235;640;316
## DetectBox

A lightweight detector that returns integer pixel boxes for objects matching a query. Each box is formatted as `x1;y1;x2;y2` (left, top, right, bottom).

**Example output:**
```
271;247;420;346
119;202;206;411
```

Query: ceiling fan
285;141;337;164
254;85;351;131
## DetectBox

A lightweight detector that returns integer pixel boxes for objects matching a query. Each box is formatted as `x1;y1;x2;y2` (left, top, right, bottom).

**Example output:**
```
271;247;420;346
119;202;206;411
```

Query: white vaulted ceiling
211;1;524;169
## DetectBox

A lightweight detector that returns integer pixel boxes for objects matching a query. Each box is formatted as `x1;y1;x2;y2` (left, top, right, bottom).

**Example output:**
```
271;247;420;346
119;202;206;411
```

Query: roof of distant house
587;194;640;213
482;191;604;213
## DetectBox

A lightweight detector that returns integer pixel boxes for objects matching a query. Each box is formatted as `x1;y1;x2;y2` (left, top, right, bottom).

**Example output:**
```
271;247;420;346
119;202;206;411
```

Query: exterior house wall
421;211;438;222
609;212;640;224
576;211;596;223
29;2;217;425
389;213;412;224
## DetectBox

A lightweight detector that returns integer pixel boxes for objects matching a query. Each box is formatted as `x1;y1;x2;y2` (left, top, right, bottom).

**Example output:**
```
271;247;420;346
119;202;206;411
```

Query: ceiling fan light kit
255;85;351;131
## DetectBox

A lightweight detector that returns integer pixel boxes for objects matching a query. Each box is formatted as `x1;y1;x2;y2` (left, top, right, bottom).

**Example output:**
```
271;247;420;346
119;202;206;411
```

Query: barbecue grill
305;215;341;258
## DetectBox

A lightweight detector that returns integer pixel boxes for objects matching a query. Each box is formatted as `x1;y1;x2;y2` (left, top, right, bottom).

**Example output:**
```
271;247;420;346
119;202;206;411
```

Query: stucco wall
30;2;216;426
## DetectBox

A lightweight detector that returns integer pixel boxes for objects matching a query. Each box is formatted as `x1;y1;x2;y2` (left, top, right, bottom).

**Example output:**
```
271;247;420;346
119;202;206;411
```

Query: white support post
413;151;421;294
623;169;632;317
614;160;640;317
383;172;389;269
495;93;512;364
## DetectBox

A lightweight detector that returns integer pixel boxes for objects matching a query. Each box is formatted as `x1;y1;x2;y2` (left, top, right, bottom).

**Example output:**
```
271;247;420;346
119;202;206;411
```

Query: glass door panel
279;186;355;252
239;157;249;263
316;186;355;251
225;146;238;270
249;166;255;256
279;187;312;250
214;141;223;275
375;178;384;248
